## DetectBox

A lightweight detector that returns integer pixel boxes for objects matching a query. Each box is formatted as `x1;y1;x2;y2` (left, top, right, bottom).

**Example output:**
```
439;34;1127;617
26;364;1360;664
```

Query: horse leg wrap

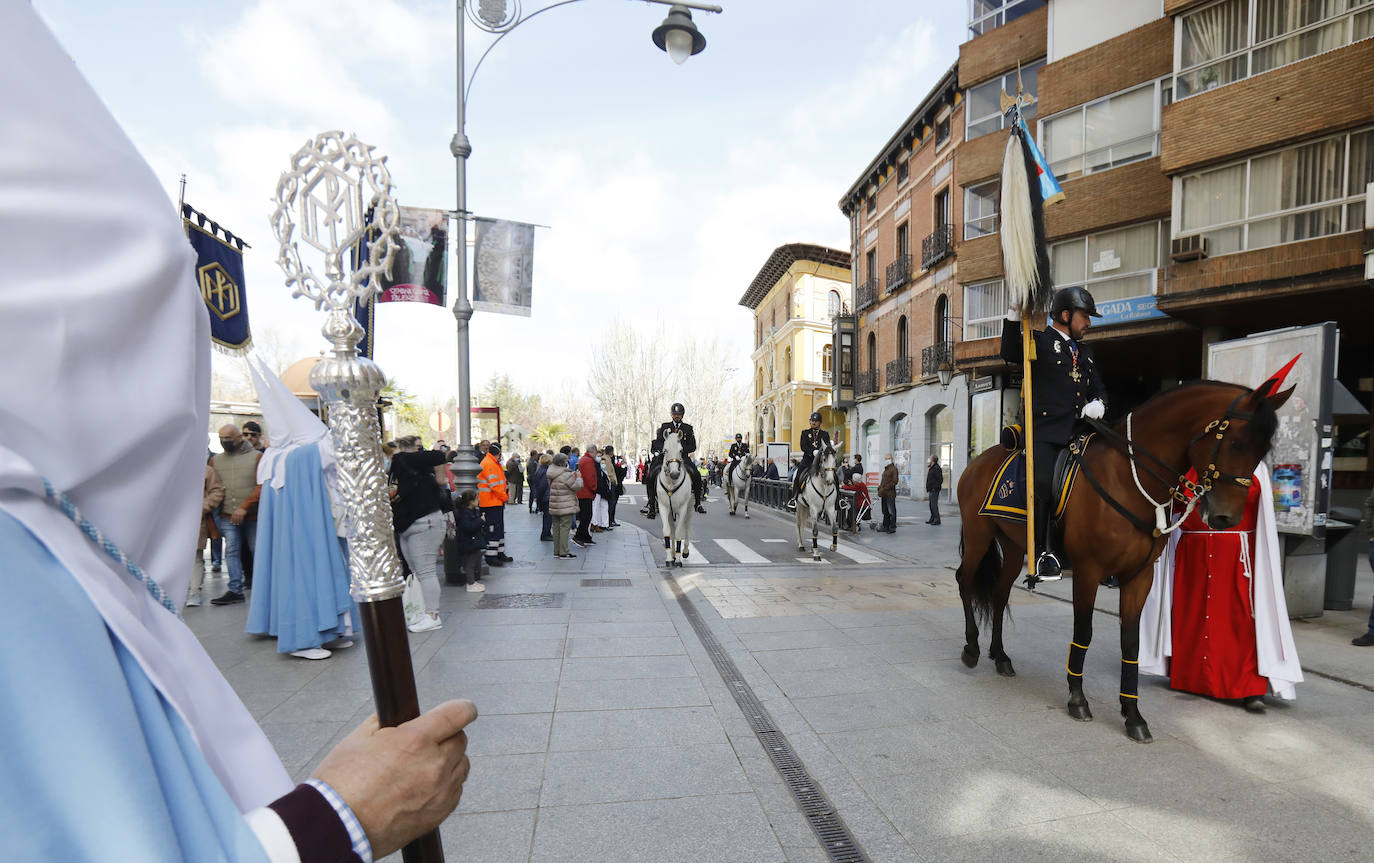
675;540;682;554
1119;659;1139;702
1066;641;1089;680
663;537;670;549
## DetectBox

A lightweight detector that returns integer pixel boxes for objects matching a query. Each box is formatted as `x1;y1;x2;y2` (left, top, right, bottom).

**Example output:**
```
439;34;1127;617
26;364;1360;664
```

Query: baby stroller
839;478;872;533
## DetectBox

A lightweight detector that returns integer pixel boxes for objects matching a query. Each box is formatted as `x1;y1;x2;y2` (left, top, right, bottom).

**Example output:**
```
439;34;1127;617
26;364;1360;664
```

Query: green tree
382;379;428;444
531;422;569;448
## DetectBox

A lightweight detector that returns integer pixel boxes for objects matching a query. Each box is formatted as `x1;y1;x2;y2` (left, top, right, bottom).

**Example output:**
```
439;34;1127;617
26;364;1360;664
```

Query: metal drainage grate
580;578;633;587
663;572;869;863
476;592;566;609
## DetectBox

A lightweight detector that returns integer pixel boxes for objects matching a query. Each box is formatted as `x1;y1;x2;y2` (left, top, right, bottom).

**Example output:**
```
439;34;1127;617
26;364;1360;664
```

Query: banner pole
1022;311;1037;577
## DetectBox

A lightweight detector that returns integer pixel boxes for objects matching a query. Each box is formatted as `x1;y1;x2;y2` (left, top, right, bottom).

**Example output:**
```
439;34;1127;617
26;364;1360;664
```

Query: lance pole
1021;301;1037;577
271;131;445;863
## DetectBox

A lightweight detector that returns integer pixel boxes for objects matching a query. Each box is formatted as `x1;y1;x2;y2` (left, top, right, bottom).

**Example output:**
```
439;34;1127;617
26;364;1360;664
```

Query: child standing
455;490;486;592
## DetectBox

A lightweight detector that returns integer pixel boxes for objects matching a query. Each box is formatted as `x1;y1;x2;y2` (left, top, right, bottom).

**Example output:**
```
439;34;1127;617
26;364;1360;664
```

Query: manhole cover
581;578;633;587
476;592;566;609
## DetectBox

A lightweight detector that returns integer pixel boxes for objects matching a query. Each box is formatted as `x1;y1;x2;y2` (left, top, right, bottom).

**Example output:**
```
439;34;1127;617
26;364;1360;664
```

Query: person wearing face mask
209;425;263;605
876;455;899;532
925;454;944;525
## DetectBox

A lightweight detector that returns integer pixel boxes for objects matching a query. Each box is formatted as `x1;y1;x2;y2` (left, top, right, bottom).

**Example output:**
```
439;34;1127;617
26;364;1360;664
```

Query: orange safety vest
477;452;508;507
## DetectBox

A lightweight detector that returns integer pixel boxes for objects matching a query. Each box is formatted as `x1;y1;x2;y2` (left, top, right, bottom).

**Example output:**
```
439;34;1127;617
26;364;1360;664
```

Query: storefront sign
1096;294;1167;326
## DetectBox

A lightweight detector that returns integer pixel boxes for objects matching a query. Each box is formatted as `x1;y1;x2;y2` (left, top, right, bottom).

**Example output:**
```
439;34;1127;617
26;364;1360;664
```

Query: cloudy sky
36;0;965;406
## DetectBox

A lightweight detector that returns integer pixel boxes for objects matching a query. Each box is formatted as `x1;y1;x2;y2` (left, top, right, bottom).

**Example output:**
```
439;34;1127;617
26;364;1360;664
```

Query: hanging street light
652;4;708;64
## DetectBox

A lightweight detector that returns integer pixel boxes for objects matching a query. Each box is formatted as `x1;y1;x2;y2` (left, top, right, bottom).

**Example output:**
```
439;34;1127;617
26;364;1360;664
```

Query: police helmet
735;433;743;440
809;411;823;423
1050;286;1102;319
670;402;685;415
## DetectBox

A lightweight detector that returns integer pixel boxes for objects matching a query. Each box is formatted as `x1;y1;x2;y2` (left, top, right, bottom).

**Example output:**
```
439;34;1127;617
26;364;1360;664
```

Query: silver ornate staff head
270;131;406;602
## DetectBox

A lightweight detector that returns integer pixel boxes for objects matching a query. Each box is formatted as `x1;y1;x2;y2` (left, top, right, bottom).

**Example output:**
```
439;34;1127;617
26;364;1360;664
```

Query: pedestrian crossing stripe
687;543;710;564
760;538;787;543
832;544;884;565
714;538;767;564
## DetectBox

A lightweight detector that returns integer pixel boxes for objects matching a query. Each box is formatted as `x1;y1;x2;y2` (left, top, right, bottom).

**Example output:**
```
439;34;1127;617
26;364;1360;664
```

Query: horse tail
960;534;1002;627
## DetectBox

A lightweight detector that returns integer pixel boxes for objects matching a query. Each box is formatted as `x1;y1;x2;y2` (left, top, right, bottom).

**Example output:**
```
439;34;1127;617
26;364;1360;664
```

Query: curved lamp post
449;0;722;498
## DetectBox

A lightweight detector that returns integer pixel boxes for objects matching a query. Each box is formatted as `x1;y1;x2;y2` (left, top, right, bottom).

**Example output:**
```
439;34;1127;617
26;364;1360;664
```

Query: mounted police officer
643;402;707;519
726;433;749;484
787;411;832;510
1000;285;1107;583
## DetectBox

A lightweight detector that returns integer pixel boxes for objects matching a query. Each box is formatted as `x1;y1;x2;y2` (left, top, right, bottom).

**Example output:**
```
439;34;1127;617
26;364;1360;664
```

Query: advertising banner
472;218;536;316
379;206;448;306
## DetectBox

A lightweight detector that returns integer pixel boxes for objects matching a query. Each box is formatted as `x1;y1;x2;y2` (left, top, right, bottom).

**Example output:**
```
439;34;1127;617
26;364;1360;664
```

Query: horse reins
1078;389;1258;538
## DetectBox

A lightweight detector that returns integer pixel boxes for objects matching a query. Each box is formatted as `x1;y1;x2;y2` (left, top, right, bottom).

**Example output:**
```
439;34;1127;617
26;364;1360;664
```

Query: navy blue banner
183;204;251;352
350;209;377;359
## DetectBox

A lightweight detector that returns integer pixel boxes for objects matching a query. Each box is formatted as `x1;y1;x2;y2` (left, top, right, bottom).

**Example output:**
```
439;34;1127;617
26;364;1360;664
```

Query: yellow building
738;243;851;457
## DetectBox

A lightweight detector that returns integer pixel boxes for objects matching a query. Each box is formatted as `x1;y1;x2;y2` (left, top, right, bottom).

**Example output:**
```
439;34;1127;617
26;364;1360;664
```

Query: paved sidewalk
187;494;1374;862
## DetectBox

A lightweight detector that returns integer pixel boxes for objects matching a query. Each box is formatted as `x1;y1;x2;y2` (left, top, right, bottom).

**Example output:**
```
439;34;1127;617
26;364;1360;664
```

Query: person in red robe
1140;462;1303;711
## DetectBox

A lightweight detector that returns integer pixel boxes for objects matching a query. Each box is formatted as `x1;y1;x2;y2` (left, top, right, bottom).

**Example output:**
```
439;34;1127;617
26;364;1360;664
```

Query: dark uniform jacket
651;421;697;457
1000;319;1106;446
728;442;749;459
799;428;831;456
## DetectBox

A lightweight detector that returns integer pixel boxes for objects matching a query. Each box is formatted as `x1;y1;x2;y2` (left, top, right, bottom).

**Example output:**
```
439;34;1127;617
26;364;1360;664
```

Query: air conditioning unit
1170;234;1209;262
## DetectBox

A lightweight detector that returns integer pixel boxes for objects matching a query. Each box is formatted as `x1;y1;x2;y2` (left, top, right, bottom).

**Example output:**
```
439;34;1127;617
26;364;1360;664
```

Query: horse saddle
977;432;1095;525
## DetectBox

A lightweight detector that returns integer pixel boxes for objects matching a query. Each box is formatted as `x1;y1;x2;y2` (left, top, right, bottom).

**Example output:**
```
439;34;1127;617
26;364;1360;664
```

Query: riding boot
693;474;706;514
1030;483;1062;585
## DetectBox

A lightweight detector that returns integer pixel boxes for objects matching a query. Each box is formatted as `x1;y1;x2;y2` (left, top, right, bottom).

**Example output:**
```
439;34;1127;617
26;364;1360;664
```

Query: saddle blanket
976;441;1089;524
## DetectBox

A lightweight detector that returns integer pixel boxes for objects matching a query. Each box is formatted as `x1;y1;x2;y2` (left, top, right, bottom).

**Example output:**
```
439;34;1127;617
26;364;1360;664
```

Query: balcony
885;253;911;293
822;369;832;384
921;224;954;270
856;368;879;396
885;356;913;388
921;340;954;378
856;277;878;311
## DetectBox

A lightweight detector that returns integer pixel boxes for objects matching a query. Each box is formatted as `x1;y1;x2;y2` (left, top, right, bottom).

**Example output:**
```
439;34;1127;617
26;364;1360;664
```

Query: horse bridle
1080;390;1257;538
804;450;837;508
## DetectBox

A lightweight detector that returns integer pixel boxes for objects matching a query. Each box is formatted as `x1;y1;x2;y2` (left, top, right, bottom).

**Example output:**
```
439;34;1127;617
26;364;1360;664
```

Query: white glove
1081;399;1105;420
1006;307;1021;322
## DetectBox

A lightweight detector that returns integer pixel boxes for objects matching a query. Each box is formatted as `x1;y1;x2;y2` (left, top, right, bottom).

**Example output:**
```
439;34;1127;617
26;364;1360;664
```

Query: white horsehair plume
999;128;1039;314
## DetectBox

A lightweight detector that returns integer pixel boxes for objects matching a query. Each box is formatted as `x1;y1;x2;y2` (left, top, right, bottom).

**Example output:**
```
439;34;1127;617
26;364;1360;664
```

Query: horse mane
1117;378;1278;450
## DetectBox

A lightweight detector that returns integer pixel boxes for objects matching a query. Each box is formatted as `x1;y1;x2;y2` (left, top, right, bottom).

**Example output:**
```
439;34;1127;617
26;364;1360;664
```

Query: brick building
834;65;968;499
741;243;851;459
951;0;1372;491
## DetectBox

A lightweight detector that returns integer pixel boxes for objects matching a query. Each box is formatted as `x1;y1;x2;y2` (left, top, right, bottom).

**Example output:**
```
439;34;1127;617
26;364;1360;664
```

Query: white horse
795;444;840;560
656;431;695;567
725;453;754;518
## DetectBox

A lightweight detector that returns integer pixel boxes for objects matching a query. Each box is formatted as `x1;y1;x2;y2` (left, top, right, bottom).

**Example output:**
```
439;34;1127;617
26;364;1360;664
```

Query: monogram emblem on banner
198;262;240;320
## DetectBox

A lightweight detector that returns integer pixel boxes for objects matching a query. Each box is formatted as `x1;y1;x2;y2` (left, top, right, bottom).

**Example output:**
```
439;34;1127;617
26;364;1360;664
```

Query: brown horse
955;379;1293;742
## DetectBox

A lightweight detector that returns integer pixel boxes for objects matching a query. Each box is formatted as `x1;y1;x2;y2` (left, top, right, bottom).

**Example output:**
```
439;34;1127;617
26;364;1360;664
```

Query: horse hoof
995;658;1016;677
1125;722;1153;743
1067;702;1093;722
960;646;979;668
798;546;805;553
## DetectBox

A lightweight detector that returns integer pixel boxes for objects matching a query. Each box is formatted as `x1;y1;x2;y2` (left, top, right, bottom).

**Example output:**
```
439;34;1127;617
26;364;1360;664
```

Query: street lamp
449;0;723;496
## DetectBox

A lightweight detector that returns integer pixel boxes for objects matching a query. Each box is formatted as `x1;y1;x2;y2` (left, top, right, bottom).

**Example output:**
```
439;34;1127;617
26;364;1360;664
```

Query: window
898;160;910;184
936;116;951;148
1052;221;1164;307
897;222;910;258
866;249;878;281
867;332;877;371
823;344;833;380
934;188;951;228
1041;81;1161;181
828;290;841;317
1177;127;1373;254
935;295;951;344
867;195;877;215
964;180;1000;238
785;346;792;383
969;0;1046;37
897;316;909;358
966;60;1044;140
963;279;1008;340
1176;0;1374;100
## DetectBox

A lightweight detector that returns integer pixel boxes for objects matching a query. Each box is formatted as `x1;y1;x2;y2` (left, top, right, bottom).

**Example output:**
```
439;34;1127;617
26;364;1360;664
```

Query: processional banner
379;206;449;306
182;203;251;353
472;218;535;317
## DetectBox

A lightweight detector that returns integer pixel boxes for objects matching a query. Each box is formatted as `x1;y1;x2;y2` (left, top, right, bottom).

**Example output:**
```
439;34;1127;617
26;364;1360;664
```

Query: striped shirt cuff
304;779;373;863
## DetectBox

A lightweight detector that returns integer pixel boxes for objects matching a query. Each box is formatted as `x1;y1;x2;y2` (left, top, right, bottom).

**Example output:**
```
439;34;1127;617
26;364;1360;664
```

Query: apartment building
951;0;1372;487
833;65;968;498
741;243;851;457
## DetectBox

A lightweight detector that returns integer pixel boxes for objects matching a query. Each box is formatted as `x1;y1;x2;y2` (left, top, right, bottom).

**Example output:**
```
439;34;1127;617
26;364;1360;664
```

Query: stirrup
785;498;797;511
1030;552;1063;585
